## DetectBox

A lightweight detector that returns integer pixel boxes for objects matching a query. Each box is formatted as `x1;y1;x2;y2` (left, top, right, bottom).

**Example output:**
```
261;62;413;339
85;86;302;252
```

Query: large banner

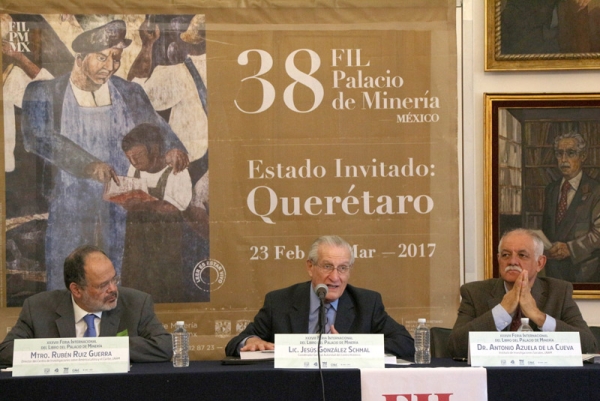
0;2;459;360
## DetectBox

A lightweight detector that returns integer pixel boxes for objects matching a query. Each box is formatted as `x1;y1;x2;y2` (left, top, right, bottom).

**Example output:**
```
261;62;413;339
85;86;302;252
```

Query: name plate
12;337;130;377
274;333;384;369
469;331;582;367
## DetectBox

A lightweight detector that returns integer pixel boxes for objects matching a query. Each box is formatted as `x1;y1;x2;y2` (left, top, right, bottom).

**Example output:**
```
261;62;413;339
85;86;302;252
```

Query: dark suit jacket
0;287;172;365
448;277;597;358
225;281;415;358
543;173;600;282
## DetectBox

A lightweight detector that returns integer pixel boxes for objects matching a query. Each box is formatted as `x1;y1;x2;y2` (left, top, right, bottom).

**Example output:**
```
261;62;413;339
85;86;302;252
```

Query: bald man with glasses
0;245;172;365
225;235;415;358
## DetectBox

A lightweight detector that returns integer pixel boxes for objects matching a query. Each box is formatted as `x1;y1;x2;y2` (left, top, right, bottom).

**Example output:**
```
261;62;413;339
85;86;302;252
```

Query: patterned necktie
83;314;97;337
510;307;522;331
556;180;571;224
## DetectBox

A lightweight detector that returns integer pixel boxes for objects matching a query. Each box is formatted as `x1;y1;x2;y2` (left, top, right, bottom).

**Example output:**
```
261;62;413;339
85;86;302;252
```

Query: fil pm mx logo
6;21;31;52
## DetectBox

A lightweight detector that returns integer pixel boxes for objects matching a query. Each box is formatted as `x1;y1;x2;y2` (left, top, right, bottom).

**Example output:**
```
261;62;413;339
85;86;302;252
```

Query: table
2;358;600;401
0;360;361;401
387;359;600;401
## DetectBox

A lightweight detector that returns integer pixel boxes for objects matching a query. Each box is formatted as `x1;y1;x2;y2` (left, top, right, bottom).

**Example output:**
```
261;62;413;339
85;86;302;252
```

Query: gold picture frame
484;93;600;298
485;0;600;71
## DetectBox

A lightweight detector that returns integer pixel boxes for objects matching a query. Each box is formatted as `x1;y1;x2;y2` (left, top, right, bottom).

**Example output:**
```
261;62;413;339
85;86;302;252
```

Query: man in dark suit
448;228;597;358
0;245;173;365
543;131;600;282
225;235;415;358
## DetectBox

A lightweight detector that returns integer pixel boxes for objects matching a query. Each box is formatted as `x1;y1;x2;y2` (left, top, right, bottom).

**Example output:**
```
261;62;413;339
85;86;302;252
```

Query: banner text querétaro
247;184;433;224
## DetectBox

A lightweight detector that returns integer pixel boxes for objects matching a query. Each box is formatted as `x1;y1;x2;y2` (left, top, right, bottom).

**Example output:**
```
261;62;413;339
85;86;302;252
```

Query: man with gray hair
225;235;415;358
542;131;600;282
448;228;597;358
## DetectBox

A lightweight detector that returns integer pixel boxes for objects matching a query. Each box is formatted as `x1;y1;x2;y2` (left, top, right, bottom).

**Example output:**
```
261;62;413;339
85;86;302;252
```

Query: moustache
504;265;522;273
104;290;118;301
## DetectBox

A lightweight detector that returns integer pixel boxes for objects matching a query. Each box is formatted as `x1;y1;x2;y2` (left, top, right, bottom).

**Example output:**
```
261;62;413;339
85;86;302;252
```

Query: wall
462;0;600;325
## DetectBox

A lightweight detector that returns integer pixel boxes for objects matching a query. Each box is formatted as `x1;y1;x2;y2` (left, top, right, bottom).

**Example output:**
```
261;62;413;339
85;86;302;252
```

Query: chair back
430;327;452;358
589;326;600;352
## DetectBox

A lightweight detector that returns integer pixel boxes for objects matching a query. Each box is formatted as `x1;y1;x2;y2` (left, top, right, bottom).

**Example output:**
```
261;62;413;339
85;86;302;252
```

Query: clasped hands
241;325;340;352
500;270;546;328
548;241;570;260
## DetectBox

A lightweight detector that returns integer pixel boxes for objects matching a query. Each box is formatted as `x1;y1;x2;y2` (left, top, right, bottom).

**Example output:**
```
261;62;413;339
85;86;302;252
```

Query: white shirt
69;79;111;107
72;296;103;337
559;170;583;209
191;170;209;210
127;165;192;211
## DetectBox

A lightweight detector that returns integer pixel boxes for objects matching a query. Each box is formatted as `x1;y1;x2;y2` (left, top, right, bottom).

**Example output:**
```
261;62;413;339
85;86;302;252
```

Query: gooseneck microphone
315;284;328;300
315;284;328;334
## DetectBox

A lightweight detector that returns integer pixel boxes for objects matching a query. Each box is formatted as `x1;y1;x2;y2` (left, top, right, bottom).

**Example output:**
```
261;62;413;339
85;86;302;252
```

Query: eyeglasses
555;149;581;159
315;263;352;275
85;275;121;291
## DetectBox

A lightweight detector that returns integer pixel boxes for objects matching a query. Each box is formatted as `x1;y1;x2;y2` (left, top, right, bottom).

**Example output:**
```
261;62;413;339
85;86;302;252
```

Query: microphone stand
318;297;327;335
317;297;326;401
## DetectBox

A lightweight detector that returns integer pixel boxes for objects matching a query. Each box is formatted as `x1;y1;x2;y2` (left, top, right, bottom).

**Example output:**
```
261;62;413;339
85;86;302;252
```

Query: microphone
315;284;328;300
315;284;328;335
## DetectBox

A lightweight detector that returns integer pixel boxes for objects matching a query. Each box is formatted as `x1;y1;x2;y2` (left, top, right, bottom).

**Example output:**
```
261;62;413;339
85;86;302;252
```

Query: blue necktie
325;305;336;334
83;314;97;337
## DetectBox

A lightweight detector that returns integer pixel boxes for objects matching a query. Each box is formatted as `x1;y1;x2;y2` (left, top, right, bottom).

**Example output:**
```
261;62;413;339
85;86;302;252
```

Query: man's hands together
549;242;570;260
500;270;547;328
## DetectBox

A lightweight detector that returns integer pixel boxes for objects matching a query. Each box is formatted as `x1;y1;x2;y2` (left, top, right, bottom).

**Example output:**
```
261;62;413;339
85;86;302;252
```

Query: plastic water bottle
172;321;189;367
414;318;431;364
517;317;534;332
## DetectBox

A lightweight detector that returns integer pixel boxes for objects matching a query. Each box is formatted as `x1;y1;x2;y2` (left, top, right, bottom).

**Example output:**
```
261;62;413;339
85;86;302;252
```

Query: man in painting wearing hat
20;19;189;291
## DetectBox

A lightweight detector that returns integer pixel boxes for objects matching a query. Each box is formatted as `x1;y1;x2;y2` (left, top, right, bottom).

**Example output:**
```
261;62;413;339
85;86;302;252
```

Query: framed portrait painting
485;0;600;71
484;93;600;298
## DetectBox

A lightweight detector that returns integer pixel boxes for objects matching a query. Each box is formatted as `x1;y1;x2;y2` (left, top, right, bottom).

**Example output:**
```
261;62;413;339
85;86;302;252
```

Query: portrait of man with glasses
225;235;415;358
0;245;172;365
542;131;600;282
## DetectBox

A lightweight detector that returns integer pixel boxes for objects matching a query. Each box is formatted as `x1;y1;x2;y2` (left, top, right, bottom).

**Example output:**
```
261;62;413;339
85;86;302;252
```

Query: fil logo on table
6;21;31;52
381;394;453;401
